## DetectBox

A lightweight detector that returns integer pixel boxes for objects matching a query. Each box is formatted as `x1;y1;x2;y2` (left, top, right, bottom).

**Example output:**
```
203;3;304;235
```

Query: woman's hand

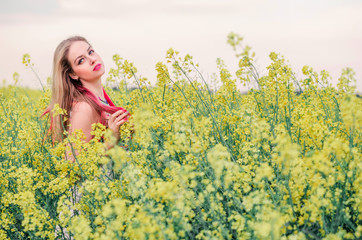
107;109;129;140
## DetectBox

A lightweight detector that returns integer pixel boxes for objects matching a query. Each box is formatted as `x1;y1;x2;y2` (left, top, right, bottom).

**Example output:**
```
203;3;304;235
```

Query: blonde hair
47;36;82;140
45;36;123;142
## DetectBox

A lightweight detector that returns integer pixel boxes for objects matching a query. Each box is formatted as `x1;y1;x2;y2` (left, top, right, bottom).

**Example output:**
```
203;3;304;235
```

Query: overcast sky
0;0;361;92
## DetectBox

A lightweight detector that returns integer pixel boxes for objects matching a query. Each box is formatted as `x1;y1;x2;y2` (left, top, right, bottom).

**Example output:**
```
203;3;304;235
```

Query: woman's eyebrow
74;46;92;64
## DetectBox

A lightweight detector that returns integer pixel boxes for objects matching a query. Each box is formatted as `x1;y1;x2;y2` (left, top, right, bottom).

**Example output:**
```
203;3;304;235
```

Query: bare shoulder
72;101;94;114
70;101;99;123
69;101;99;141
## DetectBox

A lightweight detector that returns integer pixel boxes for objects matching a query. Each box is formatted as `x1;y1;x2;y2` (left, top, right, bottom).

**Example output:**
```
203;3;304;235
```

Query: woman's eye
89;49;94;55
78;58;84;64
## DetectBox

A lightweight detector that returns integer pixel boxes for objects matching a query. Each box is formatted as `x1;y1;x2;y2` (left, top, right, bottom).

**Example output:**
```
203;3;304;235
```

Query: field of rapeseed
0;33;361;239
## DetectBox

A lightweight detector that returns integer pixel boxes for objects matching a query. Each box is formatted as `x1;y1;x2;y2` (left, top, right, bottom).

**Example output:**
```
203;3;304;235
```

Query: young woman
44;36;129;148
47;36;130;239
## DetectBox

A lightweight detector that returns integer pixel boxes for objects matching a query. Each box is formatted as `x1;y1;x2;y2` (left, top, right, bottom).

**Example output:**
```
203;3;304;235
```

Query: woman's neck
81;79;104;99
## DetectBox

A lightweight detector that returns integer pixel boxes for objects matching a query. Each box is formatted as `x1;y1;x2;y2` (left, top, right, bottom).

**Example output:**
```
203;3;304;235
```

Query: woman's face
67;40;105;82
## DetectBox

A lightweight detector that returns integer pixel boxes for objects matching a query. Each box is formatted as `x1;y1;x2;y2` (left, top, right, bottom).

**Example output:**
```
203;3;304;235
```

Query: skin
67;40;128;142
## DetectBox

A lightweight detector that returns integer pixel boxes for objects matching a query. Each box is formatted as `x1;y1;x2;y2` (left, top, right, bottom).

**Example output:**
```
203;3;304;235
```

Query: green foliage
0;34;361;239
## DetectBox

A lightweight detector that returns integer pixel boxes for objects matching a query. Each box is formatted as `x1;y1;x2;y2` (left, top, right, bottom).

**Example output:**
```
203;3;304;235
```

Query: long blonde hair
44;36;127;142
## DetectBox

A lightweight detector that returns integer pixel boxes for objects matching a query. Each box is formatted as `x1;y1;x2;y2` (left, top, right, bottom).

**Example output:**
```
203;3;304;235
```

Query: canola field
0;34;361;239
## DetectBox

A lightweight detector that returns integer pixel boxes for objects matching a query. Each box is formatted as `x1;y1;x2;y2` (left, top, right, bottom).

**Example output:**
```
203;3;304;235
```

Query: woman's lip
93;64;102;71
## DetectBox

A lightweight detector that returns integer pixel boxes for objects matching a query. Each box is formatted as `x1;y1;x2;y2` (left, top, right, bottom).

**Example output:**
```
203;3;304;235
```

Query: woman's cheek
75;67;90;79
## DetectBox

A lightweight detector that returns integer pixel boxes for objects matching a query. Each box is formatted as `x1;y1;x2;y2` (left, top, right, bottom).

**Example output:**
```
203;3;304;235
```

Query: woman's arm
66;102;129;161
65;102;99;162
68;101;99;142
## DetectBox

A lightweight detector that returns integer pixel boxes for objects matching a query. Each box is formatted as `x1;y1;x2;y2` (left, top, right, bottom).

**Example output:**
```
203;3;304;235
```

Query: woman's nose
89;56;96;65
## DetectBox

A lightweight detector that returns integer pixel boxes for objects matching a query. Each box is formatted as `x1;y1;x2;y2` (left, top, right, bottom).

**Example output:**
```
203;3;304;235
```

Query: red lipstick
93;64;102;71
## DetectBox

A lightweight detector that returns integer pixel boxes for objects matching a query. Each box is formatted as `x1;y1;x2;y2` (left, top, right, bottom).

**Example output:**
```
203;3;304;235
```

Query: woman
46;36;129;239
44;36;129;148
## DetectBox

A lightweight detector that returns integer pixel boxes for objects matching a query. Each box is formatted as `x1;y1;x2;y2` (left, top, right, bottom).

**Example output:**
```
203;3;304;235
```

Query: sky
0;0;361;92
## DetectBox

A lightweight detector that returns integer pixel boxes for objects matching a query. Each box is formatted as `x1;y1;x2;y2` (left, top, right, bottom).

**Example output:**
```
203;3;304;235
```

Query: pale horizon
1;0;361;92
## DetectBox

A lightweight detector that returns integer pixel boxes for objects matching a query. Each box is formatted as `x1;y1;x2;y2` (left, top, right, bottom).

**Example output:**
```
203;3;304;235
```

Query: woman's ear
69;72;79;81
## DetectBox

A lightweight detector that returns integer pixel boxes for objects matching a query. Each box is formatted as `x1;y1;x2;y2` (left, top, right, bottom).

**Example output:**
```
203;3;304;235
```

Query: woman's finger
109;110;127;123
115;112;129;121
116;119;126;126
